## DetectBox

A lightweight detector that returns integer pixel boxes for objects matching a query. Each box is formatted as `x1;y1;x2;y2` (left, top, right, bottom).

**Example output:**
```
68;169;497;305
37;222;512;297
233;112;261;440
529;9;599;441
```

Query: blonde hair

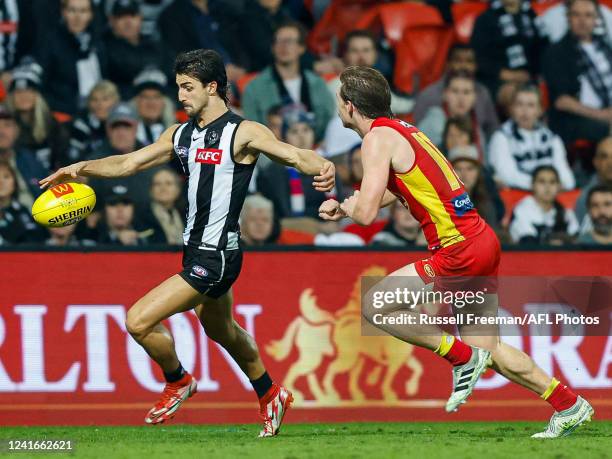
88;80;120;105
6;90;52;144
241;194;274;220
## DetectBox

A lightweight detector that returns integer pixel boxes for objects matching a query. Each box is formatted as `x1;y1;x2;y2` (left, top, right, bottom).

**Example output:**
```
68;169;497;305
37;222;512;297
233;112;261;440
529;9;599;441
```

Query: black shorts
178;246;243;298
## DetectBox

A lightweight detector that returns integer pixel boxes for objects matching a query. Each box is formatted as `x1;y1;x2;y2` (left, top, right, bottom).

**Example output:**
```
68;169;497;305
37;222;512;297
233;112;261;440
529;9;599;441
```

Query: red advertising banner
0;250;610;426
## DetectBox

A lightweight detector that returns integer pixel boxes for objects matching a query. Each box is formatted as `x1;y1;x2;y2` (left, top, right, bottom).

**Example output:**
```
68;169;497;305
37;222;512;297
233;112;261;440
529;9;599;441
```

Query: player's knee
205;321;236;346
125;311;151;342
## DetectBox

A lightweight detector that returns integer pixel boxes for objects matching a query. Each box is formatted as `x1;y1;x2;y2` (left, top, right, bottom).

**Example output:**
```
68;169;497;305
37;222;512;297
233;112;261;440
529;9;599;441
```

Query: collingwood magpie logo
205;129;220;146
175;146;188;159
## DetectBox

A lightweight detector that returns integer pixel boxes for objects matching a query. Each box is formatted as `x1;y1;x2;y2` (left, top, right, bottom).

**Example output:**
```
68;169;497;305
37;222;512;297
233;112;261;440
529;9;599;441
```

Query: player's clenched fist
312;161;335;192
318;199;346;221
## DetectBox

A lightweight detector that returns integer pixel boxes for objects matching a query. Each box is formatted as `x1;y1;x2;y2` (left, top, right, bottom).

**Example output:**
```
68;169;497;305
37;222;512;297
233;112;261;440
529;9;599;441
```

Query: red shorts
415;225;501;292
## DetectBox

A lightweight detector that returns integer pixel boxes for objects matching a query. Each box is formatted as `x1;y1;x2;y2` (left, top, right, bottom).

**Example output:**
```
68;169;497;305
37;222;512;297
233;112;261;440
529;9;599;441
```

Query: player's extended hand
39;162;87;188
340;191;359;218
319;199;346;221
313;161;335;192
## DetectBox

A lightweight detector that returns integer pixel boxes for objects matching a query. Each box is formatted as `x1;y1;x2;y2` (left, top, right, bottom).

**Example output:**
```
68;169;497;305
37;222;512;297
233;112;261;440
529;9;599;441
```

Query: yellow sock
434;333;455;357
541;377;560;400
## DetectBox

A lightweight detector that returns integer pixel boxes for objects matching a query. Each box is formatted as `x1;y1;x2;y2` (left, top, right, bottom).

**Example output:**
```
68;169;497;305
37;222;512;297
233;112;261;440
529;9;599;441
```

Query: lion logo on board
265;266;423;406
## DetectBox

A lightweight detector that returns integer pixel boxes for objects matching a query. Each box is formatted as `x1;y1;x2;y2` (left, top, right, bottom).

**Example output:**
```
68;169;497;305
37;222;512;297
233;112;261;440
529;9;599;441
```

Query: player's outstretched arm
237;120;335;192
39;125;179;188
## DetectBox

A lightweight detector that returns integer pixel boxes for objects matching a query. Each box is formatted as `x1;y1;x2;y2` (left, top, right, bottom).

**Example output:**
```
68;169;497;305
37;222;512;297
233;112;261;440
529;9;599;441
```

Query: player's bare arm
339;128;402;225
235;120;335;192
39;124;179;188
318;189;396;222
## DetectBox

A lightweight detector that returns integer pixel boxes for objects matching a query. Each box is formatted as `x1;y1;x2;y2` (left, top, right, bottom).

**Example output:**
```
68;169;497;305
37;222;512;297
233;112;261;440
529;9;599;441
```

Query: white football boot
531;396;594;438
445;347;492;412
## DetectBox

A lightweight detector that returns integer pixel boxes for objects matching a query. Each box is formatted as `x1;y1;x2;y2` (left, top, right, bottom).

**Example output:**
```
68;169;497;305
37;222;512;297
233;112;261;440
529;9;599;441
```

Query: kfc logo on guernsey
50;183;75;198
195;148;223;165
452;192;474;216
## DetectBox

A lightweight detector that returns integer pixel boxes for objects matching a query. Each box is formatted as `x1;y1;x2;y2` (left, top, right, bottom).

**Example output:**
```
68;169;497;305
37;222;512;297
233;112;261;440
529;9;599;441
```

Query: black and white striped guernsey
172;110;255;250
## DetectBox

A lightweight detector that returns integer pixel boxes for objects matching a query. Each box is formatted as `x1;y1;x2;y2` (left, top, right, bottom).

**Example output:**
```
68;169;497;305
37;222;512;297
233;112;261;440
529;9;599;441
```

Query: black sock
164;363;185;383
250;371;273;399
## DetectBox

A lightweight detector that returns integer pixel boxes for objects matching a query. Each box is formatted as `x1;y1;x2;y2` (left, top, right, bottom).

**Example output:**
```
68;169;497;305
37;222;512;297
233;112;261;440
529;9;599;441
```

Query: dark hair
274;20;307;45
587;184;612;208
443;116;475;151
0;160;18;200
511;82;541;105
532;165;567;233
444;70;475;89
339;66;392;119
344;29;377;51
447;43;474;62
174;49;229;105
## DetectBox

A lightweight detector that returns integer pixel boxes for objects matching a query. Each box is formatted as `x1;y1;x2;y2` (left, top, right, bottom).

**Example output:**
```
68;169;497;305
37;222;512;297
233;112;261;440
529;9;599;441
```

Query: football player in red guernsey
319;66;593;438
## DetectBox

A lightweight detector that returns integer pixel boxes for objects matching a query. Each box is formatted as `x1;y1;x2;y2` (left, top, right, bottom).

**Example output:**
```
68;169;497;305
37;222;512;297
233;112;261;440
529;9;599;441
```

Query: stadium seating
500;188;581;226
355;3;454;94
451;2;488;43
307;0;379;55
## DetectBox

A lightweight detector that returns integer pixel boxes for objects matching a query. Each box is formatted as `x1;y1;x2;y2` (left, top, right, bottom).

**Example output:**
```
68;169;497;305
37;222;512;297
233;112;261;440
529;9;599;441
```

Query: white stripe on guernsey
199;122;236;248
6;0;17;68
183;127;206;245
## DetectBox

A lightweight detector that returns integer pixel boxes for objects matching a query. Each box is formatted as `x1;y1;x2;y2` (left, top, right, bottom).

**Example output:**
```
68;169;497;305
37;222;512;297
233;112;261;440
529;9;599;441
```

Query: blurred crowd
0;0;610;247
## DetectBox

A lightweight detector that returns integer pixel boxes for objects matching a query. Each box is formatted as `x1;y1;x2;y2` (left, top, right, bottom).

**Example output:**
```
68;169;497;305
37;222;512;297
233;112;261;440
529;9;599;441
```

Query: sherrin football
31;182;96;227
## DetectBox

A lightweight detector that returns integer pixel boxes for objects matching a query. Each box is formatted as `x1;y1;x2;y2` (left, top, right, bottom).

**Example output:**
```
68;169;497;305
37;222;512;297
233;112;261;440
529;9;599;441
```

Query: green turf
0;422;610;459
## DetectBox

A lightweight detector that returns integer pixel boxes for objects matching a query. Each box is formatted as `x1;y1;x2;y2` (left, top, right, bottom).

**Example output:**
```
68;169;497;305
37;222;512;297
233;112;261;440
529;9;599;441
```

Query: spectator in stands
414;44;499;139
510;165;579;244
370;201;424;247
240;194;276;246
543;0;612;145
0;105;46;208
109;0;174;41
471;0;545;113
539;0;612;44
577;184;612;244
132;68;176;146
442;116;474;155
0;160;44;244
7;60;69;171
418;71;485;153
488;84;575;190
576;136;612;221
138;167;184;245
256;107;329;230
45;224;82;247
67;80;119;164
104;0;174;99
0;0;35;77
36;0;106;116
448;146;504;231
88;103;158;211
242;21;334;141
266;105;284;140
158;0;244;82
98;184;165;245
233;0;292;72
324;30;412;158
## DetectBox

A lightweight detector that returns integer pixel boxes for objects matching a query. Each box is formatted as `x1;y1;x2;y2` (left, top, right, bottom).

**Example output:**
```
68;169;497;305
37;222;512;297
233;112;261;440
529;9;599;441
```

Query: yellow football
31;182;96;227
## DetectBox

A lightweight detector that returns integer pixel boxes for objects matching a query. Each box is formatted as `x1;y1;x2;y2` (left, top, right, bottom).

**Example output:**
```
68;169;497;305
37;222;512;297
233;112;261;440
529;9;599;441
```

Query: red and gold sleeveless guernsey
372;117;486;251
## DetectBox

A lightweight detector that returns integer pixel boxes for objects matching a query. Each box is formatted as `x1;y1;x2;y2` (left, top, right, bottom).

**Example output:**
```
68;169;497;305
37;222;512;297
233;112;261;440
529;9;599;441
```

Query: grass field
0;422;610;459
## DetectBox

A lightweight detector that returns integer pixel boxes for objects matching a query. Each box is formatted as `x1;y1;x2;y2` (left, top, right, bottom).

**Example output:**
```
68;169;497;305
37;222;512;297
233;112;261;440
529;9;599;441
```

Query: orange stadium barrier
0;250;610;426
